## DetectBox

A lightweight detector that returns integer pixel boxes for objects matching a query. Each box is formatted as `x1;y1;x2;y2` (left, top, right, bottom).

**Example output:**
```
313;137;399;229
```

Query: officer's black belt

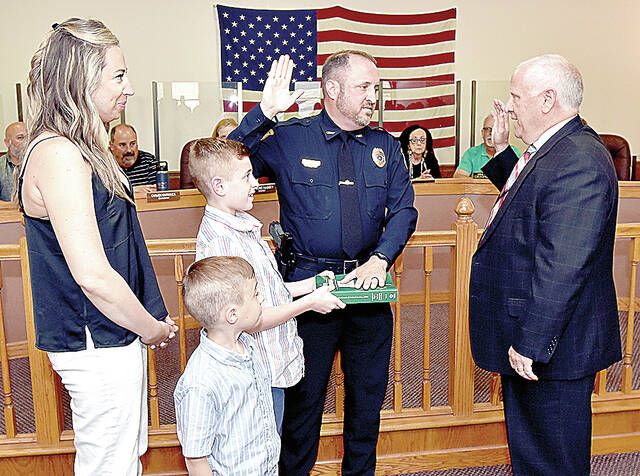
294;253;363;274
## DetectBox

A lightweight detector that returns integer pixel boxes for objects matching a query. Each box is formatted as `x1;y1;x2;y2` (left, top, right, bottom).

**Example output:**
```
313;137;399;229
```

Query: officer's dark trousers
280;303;393;476
501;373;595;476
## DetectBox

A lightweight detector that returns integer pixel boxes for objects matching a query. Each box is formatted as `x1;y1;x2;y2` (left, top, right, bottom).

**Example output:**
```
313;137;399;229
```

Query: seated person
175;255;280;475
188;137;344;433
109;123;159;192
0;121;27;202
399;125;441;179
454;114;521;178
212;117;238;138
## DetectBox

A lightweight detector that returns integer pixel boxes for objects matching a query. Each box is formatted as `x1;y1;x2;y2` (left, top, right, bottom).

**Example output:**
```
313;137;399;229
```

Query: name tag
301;158;321;169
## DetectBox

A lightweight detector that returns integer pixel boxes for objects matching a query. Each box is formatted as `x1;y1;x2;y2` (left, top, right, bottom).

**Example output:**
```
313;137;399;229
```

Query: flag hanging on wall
216;5;456;151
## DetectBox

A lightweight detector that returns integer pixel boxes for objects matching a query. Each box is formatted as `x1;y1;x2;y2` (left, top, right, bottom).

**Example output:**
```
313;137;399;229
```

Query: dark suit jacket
469;116;622;380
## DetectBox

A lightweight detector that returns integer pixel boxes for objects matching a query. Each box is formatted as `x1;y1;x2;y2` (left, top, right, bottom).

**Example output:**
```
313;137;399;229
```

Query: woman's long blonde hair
27;18;130;201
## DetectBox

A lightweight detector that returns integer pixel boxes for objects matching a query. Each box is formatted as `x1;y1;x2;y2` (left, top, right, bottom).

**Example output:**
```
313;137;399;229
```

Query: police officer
229;52;417;476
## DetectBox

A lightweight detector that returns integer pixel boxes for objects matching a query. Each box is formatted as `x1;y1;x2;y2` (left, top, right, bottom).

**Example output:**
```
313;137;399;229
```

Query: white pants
48;330;148;476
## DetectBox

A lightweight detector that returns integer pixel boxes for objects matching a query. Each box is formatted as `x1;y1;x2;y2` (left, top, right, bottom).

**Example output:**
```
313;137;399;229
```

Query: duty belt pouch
269;221;295;277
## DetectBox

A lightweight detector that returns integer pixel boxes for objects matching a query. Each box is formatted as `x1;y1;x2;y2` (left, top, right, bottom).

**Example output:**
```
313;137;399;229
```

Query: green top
458;144;522;174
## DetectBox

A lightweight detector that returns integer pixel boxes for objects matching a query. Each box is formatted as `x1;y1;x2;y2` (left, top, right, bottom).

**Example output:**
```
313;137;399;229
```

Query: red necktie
486;149;533;227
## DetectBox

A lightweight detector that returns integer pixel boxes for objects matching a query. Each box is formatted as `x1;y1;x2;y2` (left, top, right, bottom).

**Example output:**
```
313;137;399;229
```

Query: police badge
371;147;386;168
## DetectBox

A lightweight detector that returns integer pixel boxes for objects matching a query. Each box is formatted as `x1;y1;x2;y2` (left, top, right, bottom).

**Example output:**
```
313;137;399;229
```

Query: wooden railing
0;199;639;474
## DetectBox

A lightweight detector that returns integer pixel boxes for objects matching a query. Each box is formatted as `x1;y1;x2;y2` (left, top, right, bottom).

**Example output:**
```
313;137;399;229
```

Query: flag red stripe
383;94;455;110
383;116;455;133
317;29;455;47
433;136;456;149
318;52;454;69
317;6;457;26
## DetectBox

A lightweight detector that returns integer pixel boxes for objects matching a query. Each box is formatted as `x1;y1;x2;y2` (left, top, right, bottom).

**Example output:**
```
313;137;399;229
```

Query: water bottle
156;161;169;191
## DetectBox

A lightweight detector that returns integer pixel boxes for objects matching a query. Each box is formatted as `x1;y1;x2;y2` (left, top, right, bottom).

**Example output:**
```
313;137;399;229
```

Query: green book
315;272;399;304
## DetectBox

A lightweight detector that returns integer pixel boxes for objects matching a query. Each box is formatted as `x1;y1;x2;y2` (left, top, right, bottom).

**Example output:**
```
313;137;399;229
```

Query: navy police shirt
229;106;418;263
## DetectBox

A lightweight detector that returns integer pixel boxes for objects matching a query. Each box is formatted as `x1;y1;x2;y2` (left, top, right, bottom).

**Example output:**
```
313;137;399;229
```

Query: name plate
147;191;181;202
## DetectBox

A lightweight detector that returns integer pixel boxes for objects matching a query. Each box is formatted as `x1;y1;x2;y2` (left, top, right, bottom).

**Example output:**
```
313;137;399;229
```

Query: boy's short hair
188;137;250;199
183;256;256;328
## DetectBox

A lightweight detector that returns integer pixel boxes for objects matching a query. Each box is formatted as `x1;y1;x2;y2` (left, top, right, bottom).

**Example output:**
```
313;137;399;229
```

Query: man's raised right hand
259;55;304;120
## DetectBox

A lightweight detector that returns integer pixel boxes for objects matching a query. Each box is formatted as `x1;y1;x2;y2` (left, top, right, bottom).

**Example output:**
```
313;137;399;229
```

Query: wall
1;0;639;169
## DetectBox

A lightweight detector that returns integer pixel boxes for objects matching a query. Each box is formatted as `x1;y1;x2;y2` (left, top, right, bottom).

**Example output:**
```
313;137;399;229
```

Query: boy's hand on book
306;285;345;314
315;270;336;291
340;256;387;290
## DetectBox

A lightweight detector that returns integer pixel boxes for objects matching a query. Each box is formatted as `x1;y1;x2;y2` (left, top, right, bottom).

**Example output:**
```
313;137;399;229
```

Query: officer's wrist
371;252;390;267
259;102;279;121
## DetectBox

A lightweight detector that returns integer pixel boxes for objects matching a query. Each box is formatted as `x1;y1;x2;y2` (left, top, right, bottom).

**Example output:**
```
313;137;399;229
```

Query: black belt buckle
343;259;359;274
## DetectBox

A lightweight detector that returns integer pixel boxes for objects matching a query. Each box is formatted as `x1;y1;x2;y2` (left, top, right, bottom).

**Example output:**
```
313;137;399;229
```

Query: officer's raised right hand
260;55;304;120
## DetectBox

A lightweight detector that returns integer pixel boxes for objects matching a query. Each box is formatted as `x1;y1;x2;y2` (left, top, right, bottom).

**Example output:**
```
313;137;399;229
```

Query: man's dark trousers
280;303;393;476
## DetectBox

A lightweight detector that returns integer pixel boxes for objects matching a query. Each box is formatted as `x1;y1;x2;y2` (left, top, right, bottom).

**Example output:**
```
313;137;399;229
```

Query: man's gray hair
518;54;583;112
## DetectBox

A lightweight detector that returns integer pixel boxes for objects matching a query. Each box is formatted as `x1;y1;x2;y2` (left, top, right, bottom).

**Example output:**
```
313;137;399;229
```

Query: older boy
175;256;278;475
188;137;344;432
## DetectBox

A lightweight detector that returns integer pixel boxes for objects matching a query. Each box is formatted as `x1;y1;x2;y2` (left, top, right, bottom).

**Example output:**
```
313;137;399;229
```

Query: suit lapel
477;116;584;250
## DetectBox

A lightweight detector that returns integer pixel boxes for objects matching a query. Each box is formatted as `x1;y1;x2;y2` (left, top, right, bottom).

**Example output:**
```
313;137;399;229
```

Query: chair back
600;134;631;181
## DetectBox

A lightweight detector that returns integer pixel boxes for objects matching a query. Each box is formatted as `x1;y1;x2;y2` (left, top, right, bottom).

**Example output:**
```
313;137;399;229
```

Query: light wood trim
392;256;403;412
333;352;344;419
0;263;16;438
448;198;477;416
622;237;640;393
19;237;64;444
0;245;20;260
174;256;188;372
422;247;433;411
148;347;160;430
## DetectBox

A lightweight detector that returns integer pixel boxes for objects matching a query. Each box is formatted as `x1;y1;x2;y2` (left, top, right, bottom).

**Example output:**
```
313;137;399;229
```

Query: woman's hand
141;317;178;349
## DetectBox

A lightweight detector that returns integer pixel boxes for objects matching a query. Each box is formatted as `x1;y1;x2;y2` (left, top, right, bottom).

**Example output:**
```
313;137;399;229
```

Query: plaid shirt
196;205;304;388
175;330;279;475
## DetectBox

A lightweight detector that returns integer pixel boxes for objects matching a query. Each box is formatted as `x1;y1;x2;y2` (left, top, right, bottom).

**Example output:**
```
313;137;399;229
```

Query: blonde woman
18;18;177;475
212;116;238;138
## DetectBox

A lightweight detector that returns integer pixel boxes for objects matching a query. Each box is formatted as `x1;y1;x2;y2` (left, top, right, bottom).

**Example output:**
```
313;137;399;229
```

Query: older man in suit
469;54;622;475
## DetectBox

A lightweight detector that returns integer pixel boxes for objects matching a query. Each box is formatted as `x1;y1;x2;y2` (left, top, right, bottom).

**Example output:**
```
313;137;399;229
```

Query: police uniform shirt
229;107;417;262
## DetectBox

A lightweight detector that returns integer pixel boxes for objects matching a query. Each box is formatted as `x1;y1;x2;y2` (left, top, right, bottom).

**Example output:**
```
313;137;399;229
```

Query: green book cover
315;272;399;304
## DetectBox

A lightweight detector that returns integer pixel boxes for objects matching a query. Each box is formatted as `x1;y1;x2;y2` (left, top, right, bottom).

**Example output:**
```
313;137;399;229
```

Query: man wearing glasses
454;114;521;178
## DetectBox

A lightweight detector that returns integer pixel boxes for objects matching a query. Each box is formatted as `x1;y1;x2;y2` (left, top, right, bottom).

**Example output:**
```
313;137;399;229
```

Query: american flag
217;5;456;153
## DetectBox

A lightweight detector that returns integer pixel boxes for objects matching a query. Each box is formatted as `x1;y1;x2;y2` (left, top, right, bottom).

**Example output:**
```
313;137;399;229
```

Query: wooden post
0;262;17;437
622;237;640;393
148;347;160;429
392;255;403;413
422;247;433;411
334;351;344;418
448;198;478;416
174;255;188;372
19;237;64;444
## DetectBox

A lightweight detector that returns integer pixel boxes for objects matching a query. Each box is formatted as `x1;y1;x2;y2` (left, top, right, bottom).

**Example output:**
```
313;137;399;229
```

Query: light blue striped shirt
174;330;280;475
196;205;304;387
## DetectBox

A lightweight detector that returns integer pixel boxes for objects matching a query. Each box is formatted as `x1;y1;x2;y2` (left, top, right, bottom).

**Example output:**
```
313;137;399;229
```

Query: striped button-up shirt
174;330;280;475
196;205;304;387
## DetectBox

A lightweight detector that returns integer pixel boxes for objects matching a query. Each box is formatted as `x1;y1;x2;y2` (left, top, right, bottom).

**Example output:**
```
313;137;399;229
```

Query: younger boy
174;255;279;475
188;137;344;431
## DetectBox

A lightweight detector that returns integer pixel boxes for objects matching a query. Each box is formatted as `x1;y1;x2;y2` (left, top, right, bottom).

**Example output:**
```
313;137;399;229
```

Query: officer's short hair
321;50;377;88
183;256;255;329
188;137;250;199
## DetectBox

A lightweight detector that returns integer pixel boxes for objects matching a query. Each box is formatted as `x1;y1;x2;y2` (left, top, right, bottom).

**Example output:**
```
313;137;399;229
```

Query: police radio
269;221;296;276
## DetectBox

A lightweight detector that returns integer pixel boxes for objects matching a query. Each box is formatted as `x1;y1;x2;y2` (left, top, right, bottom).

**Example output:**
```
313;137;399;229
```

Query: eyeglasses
409;137;426;144
482;127;493;134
